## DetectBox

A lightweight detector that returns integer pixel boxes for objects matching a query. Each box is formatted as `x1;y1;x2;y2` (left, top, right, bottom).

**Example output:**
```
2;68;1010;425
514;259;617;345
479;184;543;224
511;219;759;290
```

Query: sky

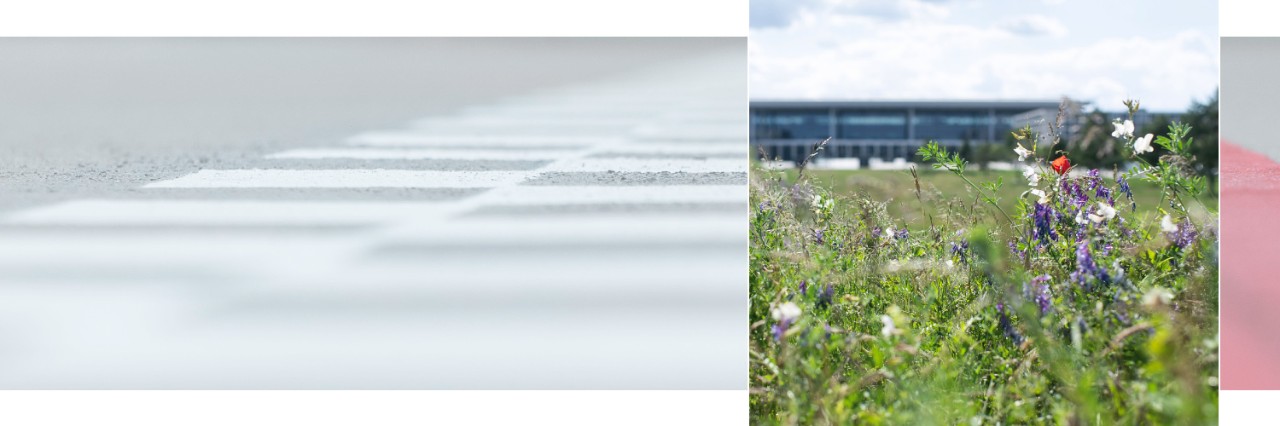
749;0;1219;111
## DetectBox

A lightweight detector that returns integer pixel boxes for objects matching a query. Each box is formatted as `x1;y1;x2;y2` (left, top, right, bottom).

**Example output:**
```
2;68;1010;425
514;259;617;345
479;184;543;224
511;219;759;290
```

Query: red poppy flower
1051;155;1070;175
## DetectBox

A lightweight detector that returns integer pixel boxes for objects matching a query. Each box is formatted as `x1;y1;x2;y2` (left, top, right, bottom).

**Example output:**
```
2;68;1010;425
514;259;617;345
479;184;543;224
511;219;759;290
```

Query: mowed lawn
776;168;1219;228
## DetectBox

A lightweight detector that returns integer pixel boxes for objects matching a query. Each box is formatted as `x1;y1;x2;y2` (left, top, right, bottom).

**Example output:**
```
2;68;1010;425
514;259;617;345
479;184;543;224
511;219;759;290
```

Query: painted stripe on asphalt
143;169;533;188
347;132;611;148
266;148;566;161
375;215;742;246
3;200;461;226
543;158;746;173
481;185;744;205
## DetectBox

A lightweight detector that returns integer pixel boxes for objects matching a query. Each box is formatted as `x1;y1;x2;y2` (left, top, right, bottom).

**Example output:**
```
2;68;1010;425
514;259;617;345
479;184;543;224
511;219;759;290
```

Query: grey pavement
0;38;746;389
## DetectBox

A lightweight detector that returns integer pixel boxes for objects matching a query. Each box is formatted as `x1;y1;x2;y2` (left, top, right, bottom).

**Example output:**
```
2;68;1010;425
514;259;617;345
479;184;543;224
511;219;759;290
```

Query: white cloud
749;3;1219;110
750;0;819;29
828;0;951;22
999;14;1069;38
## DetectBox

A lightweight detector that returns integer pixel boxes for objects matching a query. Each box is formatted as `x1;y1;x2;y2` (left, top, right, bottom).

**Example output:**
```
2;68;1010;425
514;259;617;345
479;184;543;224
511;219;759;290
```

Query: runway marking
3;200;460;226
143;169;534;188
480;185;744;205
266;148;568;161
346;132;611;148
542;158;746;173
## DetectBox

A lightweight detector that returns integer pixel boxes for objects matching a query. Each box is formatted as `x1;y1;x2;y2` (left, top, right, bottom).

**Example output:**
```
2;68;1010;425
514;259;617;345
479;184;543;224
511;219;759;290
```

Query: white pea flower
1088;202;1117;223
1160;214;1178;233
1111;119;1134;139
1133;133;1154;155
1014;143;1032;161
1075;209;1087;225
1142;287;1174;308
1030;189;1049;205
1023;165;1040;186
771;302;802;323
883;226;896;243
880;314;897;337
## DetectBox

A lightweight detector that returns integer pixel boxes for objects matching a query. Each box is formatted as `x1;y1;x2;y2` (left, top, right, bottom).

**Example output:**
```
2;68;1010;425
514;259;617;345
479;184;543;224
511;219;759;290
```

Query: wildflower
772;302;802;323
1051;155;1070;175
771;302;802;341
1030;189;1049;205
1074;209;1087;225
1133;133;1155;155
1111;119;1135;139
797;280;809;295
816;283;835;308
950;239;970;264
1023;165;1040;186
1032;203;1058;245
1161;215;1178;233
880;314;896;337
812;228;825;244
883;225;896;243
995;303;1025;345
1170;219;1198;249
1014;143;1033;161
1025;275;1053;314
1071;240;1111;288
1142;287;1174;308
1117;177;1135;211
1088;202;1117;223
896;228;909;240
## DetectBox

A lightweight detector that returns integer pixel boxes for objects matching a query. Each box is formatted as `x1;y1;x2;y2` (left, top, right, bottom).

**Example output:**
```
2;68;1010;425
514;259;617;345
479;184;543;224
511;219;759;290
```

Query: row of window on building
750;109;1036;142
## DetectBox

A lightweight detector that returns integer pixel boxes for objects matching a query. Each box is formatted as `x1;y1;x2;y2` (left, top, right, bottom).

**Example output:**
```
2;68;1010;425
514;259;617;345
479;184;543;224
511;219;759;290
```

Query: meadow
749;119;1219;424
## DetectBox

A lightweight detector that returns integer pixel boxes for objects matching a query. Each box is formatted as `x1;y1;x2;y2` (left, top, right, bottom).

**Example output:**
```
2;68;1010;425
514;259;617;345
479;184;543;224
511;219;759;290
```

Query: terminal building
749;100;1063;165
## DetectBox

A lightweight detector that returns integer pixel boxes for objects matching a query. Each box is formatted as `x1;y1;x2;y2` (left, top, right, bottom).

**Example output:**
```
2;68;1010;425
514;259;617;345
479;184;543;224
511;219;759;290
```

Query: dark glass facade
749;110;831;140
836;110;907;139
912;110;991;141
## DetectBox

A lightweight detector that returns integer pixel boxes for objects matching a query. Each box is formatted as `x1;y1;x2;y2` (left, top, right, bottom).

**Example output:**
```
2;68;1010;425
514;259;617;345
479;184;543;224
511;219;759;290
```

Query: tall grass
749;119;1218;424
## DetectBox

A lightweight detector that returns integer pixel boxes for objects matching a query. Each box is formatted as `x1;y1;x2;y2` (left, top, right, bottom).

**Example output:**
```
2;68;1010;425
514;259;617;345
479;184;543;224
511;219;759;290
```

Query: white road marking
346;131;615;148
4;200;460;226
481;185;745;205
143;169;535;188
542;158;746;173
266;148;568;161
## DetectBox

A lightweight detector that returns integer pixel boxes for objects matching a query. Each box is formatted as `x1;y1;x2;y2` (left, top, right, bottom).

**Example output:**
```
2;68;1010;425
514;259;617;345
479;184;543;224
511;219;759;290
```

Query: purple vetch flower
812;228;825;244
1062;179;1088;208
1171;218;1199;249
1071;240;1111;289
771;302;802;342
1117;177;1136;211
950;240;970;264
871;227;882;240
797;280;809;295
1022;274;1053;314
1031;203;1059;245
995;303;1026;345
1008;240;1027;262
895;228;909;240
817;283;835;308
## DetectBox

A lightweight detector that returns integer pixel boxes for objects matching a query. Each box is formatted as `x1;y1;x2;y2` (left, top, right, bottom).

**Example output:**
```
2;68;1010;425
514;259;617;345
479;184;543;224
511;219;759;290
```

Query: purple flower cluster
1170;219;1199;249
812;228;825;245
1031;203;1059;245
772;322;790;341
895;228;909;240
816;283;835;308
1117;176;1136;211
1022;274;1053;314
995;303;1026;345
1061;178;1090;210
1070;240;1111;289
951;240;970;264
